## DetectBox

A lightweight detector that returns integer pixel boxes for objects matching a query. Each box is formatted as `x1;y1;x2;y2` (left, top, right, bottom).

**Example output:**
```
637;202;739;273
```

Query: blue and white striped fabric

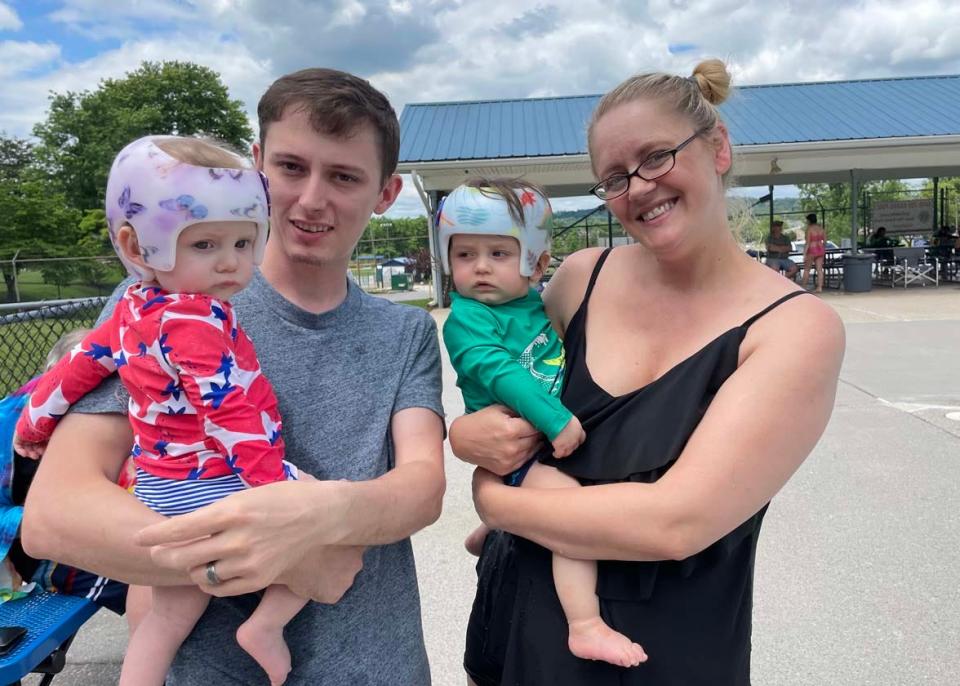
134;469;249;516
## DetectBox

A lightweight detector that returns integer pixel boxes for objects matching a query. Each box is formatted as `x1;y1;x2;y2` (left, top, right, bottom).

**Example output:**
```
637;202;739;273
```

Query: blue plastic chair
0;592;98;685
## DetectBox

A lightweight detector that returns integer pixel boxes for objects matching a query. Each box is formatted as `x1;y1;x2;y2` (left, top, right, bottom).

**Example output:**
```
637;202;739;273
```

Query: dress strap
582;248;613;304
741;290;809;329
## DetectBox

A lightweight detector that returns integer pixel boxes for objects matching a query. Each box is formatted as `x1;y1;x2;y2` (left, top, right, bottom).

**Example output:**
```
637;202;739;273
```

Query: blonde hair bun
691;59;731;106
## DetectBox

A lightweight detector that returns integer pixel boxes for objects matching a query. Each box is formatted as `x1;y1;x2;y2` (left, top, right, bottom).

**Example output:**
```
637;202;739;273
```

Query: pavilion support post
932;177;939;231
850;169;861;253
427;190;446;306
768;184;774;228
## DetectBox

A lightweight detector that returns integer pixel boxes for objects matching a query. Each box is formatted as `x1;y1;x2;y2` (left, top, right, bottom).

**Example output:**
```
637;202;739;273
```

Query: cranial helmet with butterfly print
104;135;270;279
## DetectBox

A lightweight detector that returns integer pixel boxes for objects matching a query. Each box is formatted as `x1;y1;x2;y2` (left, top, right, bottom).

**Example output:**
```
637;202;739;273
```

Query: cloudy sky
1;0;958;216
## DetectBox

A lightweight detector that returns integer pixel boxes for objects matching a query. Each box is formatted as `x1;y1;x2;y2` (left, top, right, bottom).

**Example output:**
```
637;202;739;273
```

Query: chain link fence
0;298;108;396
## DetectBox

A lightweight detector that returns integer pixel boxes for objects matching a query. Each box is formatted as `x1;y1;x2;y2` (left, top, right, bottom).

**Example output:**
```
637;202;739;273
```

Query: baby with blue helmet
440;179;646;668
15;135;307;686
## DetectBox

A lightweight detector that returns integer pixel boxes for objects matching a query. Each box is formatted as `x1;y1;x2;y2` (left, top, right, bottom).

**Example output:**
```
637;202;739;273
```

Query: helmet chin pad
104;135;270;278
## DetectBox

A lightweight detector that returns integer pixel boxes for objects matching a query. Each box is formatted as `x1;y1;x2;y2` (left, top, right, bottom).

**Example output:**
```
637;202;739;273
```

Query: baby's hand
13;434;46;460
551;416;585;458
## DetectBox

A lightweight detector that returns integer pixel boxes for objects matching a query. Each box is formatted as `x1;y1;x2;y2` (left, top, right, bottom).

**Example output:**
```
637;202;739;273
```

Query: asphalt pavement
23;285;960;685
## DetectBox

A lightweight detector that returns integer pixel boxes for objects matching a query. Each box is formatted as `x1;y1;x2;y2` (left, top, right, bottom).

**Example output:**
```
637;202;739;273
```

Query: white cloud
0;40;60;79
0;2;21;31
2;0;957;209
50;0;197;39
0;33;271;138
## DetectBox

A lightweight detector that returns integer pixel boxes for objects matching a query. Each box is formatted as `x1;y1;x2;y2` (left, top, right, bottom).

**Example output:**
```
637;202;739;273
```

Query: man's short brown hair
258;68;400;182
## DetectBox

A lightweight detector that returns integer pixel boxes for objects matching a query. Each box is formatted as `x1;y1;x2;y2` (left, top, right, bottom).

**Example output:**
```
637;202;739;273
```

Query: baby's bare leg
522;462;647;668
465;523;491;556
236;584;309;686
124;584;152;635
119;585;210;686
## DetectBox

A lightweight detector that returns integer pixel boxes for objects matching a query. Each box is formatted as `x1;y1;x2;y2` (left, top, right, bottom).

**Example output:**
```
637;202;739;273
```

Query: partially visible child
439;179;647;668
1;329;136;618
15;135;305;686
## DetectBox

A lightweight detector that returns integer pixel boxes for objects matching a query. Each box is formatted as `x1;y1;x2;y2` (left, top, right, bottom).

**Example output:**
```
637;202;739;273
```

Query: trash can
390;273;410;290
842;253;874;293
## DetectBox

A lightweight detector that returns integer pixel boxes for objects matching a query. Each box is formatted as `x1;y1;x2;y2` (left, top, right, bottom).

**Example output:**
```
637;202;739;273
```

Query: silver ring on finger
205;561;222;586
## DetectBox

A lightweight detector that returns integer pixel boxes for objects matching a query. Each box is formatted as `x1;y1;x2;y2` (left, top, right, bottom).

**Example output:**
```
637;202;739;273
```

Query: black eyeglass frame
589;128;709;200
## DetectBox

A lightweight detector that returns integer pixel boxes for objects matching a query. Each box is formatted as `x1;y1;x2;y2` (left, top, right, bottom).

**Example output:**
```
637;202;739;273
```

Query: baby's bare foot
568;616;647;668
236;619;292;686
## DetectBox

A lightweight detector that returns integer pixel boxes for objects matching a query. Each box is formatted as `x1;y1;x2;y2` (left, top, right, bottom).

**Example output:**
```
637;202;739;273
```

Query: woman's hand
136;479;348;597
449;405;542;476
471;467;511;529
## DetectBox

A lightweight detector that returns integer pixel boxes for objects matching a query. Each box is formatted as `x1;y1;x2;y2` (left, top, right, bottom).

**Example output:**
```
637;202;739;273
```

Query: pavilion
397;74;960;291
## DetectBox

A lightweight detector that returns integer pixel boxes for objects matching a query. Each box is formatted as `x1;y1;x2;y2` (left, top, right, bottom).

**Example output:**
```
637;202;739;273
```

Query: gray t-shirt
74;271;444;685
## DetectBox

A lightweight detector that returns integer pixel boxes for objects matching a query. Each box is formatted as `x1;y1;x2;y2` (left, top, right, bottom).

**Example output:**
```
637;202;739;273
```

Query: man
764;220;798;280
868;226;895;249
22;69;445;685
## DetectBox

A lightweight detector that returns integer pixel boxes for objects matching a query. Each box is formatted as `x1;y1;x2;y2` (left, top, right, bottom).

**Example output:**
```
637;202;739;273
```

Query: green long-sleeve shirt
443;289;572;441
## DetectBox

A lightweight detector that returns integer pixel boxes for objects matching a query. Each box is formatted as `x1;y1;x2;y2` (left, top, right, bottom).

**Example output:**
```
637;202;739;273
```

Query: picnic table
0;592;98;686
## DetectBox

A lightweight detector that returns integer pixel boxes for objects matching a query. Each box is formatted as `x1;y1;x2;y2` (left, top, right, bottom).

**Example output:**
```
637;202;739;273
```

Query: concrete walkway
24;285;960;685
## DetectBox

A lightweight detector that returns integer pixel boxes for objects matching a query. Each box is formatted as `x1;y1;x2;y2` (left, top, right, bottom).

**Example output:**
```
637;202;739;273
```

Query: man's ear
252;141;263;171
530;252;551;283
374;174;403;215
116;225;155;281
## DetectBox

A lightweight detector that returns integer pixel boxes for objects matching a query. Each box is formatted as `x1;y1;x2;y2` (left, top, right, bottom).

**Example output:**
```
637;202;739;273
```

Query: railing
0;297;108;396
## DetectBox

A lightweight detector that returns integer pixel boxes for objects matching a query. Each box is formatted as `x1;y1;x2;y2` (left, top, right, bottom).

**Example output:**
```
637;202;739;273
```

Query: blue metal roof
399;75;960;163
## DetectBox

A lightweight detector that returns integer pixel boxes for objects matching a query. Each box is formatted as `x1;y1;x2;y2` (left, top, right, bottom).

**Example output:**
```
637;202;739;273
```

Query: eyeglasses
589;129;706;200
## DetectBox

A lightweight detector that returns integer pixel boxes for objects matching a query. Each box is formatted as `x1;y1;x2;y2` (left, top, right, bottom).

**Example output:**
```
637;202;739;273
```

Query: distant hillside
740;196;804;215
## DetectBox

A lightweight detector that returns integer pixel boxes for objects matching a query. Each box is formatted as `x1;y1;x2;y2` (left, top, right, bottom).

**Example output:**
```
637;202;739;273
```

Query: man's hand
137;479;345;597
281;545;366;603
449;405;542;476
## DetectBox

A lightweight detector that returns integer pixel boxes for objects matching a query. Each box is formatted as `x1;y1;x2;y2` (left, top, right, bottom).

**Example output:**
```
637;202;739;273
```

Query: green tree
33;61;254;212
0;134;83;300
929;177;960;228
362;216;429;257
798;179;912;244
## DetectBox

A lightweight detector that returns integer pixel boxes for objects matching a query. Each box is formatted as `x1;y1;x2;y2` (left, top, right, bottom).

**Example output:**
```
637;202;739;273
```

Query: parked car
789;240;840;264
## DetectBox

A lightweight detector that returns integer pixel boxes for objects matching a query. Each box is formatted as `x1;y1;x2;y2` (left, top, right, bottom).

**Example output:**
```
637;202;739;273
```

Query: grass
1;321;76;395
7;269;124;302
397;298;433;311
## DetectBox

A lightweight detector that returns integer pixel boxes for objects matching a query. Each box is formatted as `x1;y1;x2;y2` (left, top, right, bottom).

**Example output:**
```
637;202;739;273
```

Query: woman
451;59;844;685
800;212;828;292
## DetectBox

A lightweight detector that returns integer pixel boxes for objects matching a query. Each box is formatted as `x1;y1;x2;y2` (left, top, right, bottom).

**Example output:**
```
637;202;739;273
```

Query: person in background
800;213;827;293
764;220;798;280
867;226;895;249
0;328;135;622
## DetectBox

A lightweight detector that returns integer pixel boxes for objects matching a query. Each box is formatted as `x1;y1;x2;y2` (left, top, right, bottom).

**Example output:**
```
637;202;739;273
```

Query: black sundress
464;248;808;686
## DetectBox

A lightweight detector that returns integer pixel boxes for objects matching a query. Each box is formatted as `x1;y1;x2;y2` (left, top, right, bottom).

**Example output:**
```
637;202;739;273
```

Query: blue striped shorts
134;464;297;516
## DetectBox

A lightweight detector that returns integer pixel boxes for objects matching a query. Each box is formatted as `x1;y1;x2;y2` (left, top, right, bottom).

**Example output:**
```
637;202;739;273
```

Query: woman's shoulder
546;247;608;295
743;270;844;355
542;247;608;329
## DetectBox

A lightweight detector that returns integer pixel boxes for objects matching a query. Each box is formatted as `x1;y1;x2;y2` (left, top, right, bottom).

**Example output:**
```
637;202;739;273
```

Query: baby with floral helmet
440;179;646;668
15;135;306;686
